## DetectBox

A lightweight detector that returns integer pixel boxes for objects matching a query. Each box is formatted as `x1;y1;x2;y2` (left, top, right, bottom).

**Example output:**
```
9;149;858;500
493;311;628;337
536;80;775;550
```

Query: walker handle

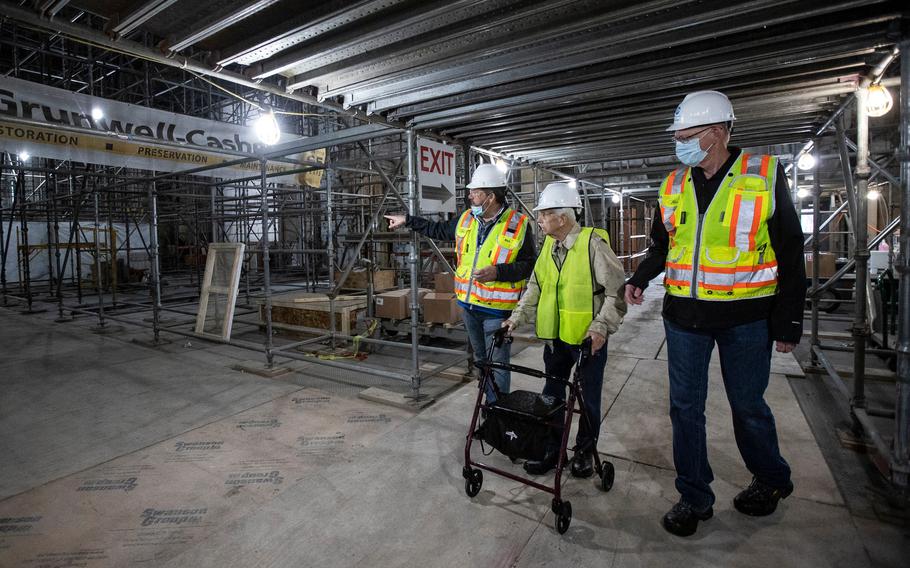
579;336;593;367
492;326;511;348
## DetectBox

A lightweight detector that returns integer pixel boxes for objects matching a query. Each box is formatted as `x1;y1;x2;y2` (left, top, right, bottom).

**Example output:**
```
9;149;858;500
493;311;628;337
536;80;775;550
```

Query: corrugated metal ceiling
16;0;910;167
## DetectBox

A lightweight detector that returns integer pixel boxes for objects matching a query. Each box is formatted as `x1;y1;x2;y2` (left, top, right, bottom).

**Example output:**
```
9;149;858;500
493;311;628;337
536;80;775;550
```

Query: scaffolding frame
0;13;906;500
799;44;910;500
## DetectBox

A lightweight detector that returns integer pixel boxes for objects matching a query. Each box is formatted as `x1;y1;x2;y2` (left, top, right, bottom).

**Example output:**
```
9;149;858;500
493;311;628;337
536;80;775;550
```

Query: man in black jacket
624;90;806;537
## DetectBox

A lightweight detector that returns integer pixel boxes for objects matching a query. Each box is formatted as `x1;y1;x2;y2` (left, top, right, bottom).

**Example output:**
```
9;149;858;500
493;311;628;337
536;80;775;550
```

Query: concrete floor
0;290;908;567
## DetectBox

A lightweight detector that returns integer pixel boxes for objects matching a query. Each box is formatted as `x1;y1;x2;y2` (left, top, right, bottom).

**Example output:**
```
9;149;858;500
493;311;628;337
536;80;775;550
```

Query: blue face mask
470;195;490;217
675;138;708;167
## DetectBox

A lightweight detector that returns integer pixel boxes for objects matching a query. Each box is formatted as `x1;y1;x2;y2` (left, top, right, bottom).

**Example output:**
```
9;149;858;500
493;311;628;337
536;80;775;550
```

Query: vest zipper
465;217;494;304
554;240;562;337
465;245;482;303
681;155;745;300
691;213;705;298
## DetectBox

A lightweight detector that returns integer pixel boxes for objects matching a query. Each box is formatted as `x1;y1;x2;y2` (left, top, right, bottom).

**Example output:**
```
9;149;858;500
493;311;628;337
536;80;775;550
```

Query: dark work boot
523;448;558;475
569;450;594;478
662;501;713;537
733;478;794;516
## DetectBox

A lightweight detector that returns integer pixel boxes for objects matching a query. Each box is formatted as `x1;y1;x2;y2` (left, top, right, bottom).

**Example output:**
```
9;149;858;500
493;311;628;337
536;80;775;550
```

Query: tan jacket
510;223;628;338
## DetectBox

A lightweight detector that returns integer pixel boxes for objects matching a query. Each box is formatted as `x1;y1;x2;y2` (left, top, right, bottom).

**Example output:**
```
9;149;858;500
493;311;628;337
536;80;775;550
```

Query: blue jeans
461;307;510;401
664;318;791;511
542;338;609;451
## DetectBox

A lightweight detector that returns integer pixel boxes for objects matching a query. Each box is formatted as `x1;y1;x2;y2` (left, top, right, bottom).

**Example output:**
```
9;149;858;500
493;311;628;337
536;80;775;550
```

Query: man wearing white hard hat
502;182;627;478
624;90;806;536
385;162;535;401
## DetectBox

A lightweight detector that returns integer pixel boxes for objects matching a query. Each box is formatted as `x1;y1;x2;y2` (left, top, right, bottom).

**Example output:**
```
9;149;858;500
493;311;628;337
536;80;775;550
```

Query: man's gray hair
547;207;580;222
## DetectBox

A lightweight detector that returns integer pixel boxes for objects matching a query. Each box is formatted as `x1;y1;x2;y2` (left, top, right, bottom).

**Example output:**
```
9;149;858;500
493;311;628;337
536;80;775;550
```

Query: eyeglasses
468;188;490;195
672;125;714;144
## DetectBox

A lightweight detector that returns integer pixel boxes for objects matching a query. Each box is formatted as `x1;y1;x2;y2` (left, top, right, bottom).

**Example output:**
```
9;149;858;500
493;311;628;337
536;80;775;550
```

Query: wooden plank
255;292;366;311
193;247;217;335
195;243;245;341
293;295;362;304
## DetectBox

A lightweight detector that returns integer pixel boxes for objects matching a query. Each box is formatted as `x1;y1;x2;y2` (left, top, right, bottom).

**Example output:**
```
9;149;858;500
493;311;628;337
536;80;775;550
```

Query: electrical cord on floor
302;319;379;361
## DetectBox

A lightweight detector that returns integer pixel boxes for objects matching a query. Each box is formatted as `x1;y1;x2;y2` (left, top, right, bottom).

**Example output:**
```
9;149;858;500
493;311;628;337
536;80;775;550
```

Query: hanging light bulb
611;193;620;204
867;188;881;200
567;179;577;189
91;107;104;121
865;85;893;118
797;153;817;171
18;151;30;162
254;109;281;145
796;187;811;199
495;158;508;173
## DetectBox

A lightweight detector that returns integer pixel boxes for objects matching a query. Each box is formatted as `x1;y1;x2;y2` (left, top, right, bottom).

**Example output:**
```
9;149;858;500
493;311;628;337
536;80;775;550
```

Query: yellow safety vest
534;227;611;345
659;152;779;300
453;208;529;311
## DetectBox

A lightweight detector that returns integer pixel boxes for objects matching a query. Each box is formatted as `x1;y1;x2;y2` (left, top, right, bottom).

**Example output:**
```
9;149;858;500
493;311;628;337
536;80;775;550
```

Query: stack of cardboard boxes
422;272;460;324
373;288;430;319
341;268;395;291
372;272;461;324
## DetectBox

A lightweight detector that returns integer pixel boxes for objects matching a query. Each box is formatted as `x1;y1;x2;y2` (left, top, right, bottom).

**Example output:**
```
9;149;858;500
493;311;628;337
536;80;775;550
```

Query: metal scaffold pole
148;181;162;343
852;86;871;412
619;194;625;272
326;151;337;346
407;129;421;400
0;157;9;307
211;186;218;244
894;39;910;496
92;191;106;328
44;169;55;298
810;141;821;365
18;167;34;313
260;158;275;368
51;172;66;322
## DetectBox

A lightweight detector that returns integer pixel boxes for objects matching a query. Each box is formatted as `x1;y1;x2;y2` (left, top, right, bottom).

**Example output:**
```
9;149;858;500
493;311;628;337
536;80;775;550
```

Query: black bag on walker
476;390;564;461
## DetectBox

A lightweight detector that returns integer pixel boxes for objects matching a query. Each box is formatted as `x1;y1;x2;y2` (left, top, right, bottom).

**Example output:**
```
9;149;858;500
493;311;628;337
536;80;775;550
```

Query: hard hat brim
532;204;580;212
666;119;733;132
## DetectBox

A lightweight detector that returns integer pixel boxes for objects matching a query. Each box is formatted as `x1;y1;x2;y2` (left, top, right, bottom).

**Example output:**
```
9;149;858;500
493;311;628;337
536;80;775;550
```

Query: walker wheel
600;461;615;492
555;501;572;534
465;469;483;497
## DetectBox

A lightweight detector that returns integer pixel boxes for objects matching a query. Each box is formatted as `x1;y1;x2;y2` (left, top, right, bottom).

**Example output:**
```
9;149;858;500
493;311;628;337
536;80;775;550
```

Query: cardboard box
434;272;455;293
342;268;395;291
374;288;430;319
421;292;461;324
805;253;837;278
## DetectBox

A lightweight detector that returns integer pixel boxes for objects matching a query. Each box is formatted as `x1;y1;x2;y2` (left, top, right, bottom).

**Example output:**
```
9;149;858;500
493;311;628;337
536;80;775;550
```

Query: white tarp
1;221;151;283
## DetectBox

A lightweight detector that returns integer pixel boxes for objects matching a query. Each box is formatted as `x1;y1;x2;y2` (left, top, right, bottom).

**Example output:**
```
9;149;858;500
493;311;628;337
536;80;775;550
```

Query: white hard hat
466;163;507;189
666;90;736;132
533;182;582;211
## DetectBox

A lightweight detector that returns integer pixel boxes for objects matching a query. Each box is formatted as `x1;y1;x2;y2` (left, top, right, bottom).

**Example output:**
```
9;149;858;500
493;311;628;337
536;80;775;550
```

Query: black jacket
405;209;536;283
627;148;806;343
